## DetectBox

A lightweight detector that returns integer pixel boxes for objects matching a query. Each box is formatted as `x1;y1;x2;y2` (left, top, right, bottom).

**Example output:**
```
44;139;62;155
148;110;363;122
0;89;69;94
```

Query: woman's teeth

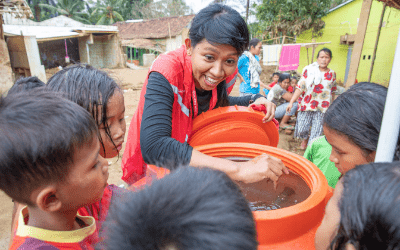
205;76;218;86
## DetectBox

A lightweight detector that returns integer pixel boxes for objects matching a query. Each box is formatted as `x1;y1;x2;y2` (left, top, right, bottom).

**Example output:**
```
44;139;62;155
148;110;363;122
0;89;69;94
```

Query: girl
323;82;399;175
287;48;337;149
122;4;288;185
238;38;269;96
288;76;297;93
315;162;400;250
47;64;126;159
266;73;298;130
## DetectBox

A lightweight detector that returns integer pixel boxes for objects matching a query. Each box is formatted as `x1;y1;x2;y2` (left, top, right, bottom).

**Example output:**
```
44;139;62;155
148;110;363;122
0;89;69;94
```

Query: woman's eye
226;59;236;64
205;55;214;60
93;161;99;169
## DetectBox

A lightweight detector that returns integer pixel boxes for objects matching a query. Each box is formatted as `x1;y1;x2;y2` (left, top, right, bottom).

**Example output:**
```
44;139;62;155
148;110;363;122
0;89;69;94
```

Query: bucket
189;106;279;147
129;143;331;249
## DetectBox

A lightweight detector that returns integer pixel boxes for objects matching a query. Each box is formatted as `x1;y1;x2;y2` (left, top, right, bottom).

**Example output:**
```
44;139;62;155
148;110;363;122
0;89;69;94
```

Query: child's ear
36;186;62;212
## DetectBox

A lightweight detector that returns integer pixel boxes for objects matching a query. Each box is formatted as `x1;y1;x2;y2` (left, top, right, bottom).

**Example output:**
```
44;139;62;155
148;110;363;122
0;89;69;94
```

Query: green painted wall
297;0;400;85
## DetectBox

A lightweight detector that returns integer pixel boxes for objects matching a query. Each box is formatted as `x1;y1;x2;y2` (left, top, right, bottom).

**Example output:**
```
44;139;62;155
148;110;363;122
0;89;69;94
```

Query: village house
297;0;400;85
0;0;33;94
3;15;125;83
115;15;194;66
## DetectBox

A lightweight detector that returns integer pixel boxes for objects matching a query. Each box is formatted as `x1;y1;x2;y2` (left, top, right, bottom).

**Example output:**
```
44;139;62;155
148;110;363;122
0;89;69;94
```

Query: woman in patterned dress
286;48;337;149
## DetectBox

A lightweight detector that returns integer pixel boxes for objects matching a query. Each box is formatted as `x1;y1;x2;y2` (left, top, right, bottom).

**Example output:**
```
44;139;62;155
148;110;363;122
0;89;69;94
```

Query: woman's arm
282;91;293;102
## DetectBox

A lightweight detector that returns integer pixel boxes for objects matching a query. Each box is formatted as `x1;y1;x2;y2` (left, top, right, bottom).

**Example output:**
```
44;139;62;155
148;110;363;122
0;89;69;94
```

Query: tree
256;0;332;40
91;0;125;25
39;0;89;23
139;0;193;20
27;0;56;21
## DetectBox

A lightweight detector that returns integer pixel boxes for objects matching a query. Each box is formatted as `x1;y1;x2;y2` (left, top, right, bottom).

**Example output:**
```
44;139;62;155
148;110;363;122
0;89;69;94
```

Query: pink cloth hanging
278;45;301;71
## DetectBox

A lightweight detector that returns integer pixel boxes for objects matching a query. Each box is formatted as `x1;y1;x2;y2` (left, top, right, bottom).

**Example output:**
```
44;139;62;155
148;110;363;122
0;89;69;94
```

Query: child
101;167;258;250
1;90;108;249
303;136;340;188
46;64;126;159
263;72;280;96
7;76;45;95
10;64;127;245
315;162;400;250
288;76;297;93
323;82;394;175
267;73;298;130
287;48;337;149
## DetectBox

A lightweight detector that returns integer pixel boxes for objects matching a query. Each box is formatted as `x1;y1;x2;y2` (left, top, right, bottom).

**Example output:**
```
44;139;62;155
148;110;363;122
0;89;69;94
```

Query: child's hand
235;154;289;185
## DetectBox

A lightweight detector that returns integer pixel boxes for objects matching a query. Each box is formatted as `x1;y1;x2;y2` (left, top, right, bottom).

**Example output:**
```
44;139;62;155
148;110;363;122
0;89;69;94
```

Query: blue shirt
238;54;260;94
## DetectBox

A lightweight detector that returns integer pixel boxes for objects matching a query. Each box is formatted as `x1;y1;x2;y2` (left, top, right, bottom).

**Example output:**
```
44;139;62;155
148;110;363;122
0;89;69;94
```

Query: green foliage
138;0;193;20
39;0;89;23
26;0;54;21
90;0;125;25
256;0;332;38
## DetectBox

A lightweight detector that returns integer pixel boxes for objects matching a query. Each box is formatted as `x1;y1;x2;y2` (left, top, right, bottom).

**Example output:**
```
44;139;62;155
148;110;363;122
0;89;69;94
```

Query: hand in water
235;154;289;185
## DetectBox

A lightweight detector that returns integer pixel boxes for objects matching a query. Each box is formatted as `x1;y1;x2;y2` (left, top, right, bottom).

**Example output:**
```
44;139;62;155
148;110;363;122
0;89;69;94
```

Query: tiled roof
115;15;194;40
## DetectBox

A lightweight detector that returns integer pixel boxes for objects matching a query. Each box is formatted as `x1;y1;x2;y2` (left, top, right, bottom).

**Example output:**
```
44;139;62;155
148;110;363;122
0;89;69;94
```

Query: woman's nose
209;63;224;78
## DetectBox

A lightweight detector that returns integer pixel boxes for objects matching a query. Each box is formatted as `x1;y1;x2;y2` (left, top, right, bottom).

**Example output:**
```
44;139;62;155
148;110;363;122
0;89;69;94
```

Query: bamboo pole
368;3;386;82
276;35;286;71
307;48;310;65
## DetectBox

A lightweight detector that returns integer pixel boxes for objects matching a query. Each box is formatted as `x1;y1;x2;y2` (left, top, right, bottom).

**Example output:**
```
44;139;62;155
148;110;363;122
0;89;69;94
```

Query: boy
7;76;45;95
102;167;258;250
0;90;110;249
263;72;280;96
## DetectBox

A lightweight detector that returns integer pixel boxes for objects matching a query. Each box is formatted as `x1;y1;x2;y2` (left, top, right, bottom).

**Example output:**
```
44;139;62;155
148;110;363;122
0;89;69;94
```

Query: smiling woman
121;3;288;185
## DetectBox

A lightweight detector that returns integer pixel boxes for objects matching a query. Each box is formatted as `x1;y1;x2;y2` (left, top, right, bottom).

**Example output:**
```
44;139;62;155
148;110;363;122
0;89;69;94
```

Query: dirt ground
0;66;304;248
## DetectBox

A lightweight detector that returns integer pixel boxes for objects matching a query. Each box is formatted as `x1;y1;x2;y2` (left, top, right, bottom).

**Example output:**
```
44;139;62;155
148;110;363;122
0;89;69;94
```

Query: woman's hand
251;97;276;123
286;103;293;114
234;154;289;185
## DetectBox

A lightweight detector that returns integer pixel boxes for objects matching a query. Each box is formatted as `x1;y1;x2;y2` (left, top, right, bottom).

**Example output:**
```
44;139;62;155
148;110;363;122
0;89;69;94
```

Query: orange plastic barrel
189;106;279;147
130;143;331;249
195;143;330;250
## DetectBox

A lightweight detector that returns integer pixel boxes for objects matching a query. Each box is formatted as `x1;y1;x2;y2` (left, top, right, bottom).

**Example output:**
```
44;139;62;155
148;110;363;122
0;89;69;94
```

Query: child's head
278;73;291;90
323;82;391;174
272;72;280;83
249;38;262;56
103;167;257;250
46;64;126;158
315;162;400;250
290;76;298;87
0;90;108;209
8;76;45;95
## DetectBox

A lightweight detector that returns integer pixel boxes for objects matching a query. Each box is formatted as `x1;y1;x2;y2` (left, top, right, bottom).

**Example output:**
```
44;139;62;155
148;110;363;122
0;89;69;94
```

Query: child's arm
265;84;273;90
238;73;245;83
286;88;302;113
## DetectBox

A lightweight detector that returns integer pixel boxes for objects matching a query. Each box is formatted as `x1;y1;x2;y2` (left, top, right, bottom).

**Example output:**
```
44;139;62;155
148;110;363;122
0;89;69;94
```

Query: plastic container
189;106;279;147
130;143;331;249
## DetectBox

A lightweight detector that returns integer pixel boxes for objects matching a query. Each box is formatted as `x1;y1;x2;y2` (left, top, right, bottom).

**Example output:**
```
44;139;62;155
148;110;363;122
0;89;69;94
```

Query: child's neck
27;206;84;231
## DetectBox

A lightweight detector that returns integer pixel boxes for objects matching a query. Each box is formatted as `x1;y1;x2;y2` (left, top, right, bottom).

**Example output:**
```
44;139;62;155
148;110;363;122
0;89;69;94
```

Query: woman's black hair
189;4;249;55
189;4;249;108
278;73;291;83
249;38;261;50
323;82;400;160
46;64;121;156
317;48;332;59
330;162;400;250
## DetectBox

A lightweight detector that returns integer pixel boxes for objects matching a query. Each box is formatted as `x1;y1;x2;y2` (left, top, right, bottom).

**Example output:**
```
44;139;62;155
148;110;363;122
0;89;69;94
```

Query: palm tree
91;0;124;25
39;0;90;24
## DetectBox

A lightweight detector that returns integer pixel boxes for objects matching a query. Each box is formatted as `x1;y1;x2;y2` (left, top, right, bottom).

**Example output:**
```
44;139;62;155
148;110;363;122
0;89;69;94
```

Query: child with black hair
315;162;400;250
263;72;280;96
1;91;109;249
47;64;126;159
323;82;393;175
101;167;258;250
288;76;297;93
7;76;45;95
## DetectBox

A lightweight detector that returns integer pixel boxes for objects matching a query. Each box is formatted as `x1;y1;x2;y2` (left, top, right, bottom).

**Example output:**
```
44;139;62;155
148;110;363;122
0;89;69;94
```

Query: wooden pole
245;0;250;24
368;3;387;82
311;38;317;63
345;0;373;88
0;14;4;40
307;48;310;65
168;22;172;39
276;35;286;71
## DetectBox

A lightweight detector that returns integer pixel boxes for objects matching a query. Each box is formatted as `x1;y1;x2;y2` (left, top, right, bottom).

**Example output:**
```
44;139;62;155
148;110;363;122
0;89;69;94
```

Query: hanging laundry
278;45;301;71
